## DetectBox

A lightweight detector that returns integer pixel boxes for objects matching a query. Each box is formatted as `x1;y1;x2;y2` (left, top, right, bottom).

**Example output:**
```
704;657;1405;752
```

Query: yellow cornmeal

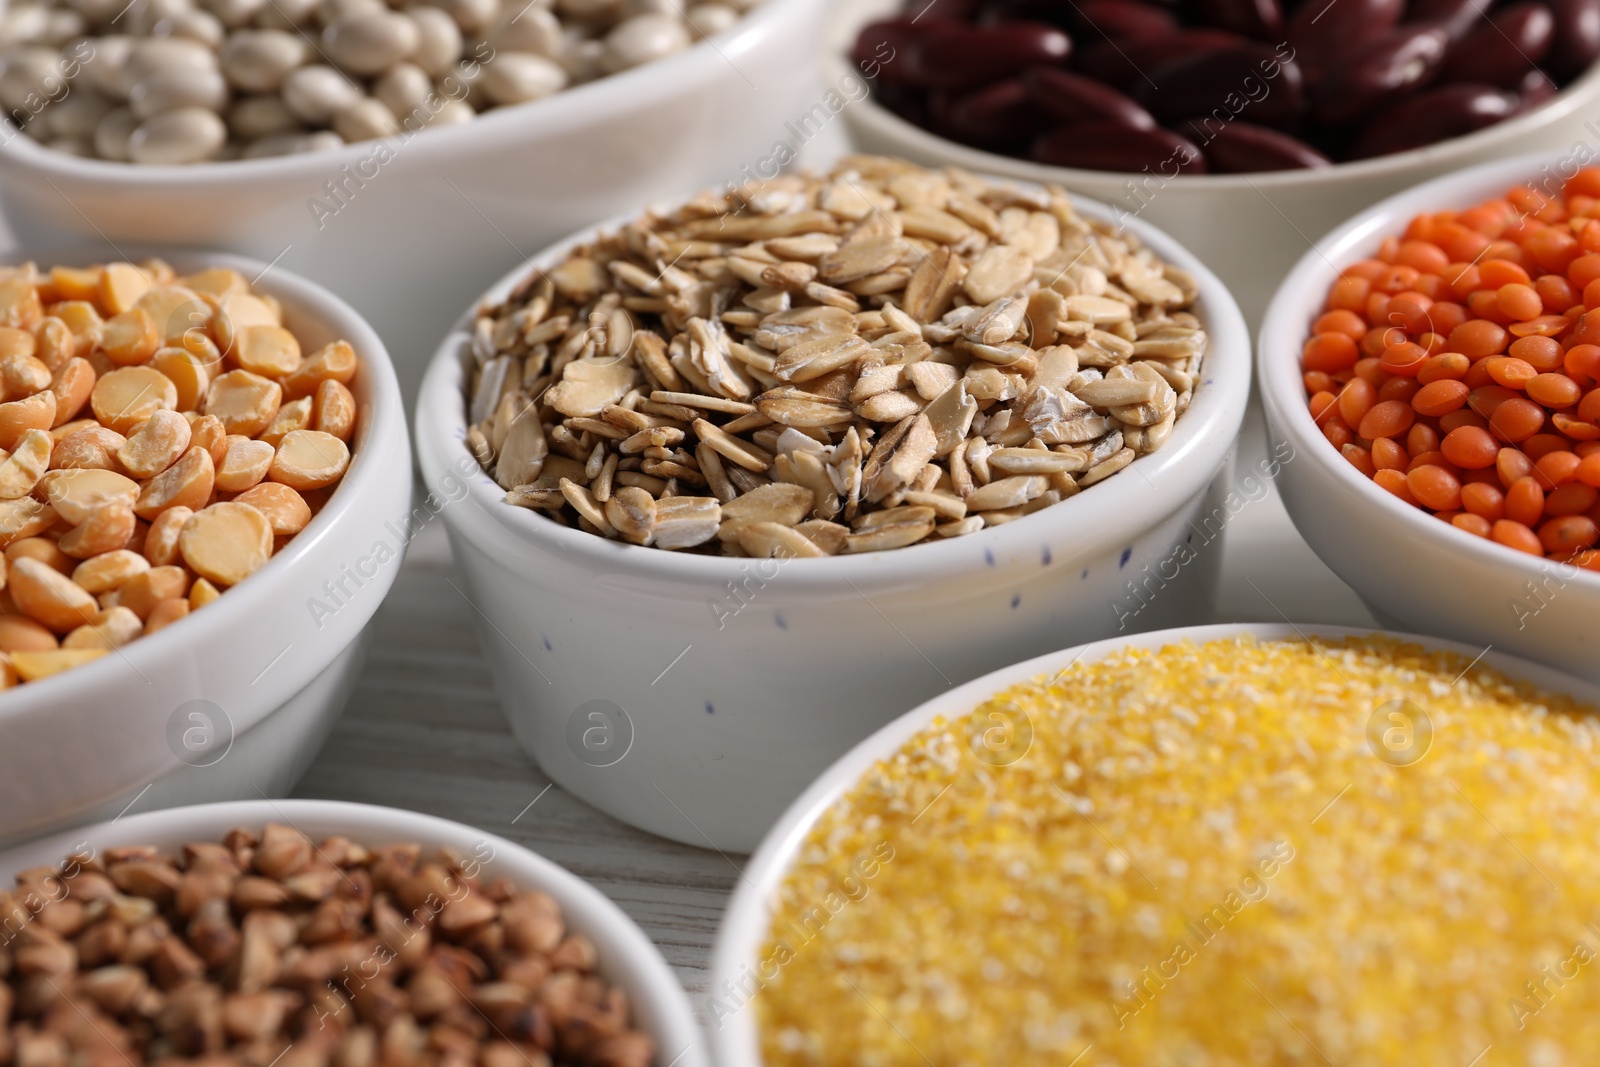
752;636;1600;1066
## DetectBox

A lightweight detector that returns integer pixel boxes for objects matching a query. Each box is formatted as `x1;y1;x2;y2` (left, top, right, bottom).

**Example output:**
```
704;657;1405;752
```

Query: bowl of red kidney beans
852;0;1600;171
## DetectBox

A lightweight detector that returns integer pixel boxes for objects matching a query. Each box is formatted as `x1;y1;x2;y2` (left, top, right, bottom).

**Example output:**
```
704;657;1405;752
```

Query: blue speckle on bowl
705;701;715;715
1081;568;1089;579
1041;546;1052;565
1186;533;1194;545
1011;593;1022;609
541;635;552;652
1119;547;1132;568
775;612;788;630
984;547;995;567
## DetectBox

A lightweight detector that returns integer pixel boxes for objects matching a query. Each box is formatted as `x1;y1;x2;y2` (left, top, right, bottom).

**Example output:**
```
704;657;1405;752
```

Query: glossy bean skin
1351;83;1517;157
1075;29;1244;88
941;78;1044;146
1440;3;1555;88
1024;66;1158;128
1510;67;1561;112
1032;120;1209;172
851;19;926;85
1406;0;1487;40
1287;0;1404;83
1074;0;1180;43
1135;42;1304;127
905;21;1072;89
1312;24;1451;124
1189;0;1284;38
1199;120;1331;170
1546;0;1600;77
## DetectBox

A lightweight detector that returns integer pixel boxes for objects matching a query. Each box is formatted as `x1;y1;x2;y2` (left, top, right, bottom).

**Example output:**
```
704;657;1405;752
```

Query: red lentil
1304;171;1600;563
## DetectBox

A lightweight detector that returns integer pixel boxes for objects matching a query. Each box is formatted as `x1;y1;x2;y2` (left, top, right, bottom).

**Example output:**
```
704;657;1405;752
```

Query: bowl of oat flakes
414;155;1251;851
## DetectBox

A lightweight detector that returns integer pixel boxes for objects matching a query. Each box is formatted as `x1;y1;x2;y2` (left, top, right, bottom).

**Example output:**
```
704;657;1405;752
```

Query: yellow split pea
756;636;1600;1066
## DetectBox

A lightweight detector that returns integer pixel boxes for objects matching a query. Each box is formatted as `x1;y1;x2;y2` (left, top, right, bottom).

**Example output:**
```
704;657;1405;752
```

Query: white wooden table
289;402;1379;1023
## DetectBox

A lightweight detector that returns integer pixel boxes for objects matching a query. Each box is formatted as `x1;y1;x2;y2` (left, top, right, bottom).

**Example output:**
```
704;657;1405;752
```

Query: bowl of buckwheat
414;155;1251;852
0;248;411;850
0;798;708;1067
0;0;831;407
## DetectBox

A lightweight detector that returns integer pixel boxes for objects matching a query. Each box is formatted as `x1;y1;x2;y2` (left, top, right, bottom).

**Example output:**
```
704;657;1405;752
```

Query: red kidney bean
1406;0;1487;39
1032;120;1209;171
853;19;927;85
1349;83;1517;156
1510;67;1561;111
1025;66;1158;127
1287;0;1404;84
905;22;1072;90
941;79;1046;144
1192;0;1284;39
1311;24;1450;124
1441;3;1555;88
1547;0;1600;77
1076;29;1245;88
1075;0;1181;43
1197;120;1331;170
1134;42;1304;127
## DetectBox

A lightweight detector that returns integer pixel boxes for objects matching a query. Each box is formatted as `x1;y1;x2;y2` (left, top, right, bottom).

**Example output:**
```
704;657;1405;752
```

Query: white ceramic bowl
0;247;412;849
829;0;1600;327
0;798;709;1067
414;186;1253;853
1258;152;1600;685
0;0;829;409
709;621;1600;1065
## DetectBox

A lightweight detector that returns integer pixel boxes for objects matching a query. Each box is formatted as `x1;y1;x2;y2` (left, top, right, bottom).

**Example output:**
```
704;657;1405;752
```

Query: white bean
559;35;603;81
331;94;396;139
43;90;112;138
600;11;686;72
219;29;306;92
487;4;560;56
425;94;470;125
63;0;128;21
0;47;64;111
251;0;318;28
129;67;228;118
228;92;299;136
2;8;52;45
430;0;496;34
200;0;266;27
322;11;419;75
124;36;217;86
280;62;360;123
684;2;736;38
317;0;386;24
405;5;461;76
372;59;429;118
41;10;88;46
478;50;564;105
92;104;137;158
81;34;135;99
127;104;225;162
152;9;227;45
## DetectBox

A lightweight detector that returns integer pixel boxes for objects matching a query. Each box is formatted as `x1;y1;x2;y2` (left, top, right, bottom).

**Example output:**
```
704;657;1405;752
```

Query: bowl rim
707;620;1600;1066
0;0;811;186
414;172;1252;588
826;0;1600;190
1256;148;1600;591
0;797;709;1067
0;243;409;714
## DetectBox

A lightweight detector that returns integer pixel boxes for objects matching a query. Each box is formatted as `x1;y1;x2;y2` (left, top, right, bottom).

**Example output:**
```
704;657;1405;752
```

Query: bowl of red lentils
1260;152;1600;685
0;247;412;849
829;0;1600;327
712;623;1600;1065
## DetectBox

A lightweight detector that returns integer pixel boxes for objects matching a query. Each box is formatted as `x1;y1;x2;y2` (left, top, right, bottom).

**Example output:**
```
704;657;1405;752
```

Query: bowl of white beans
0;0;830;407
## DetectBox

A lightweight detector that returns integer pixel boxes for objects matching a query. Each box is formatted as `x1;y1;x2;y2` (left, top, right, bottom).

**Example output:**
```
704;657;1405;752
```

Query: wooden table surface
288;404;1377;1026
